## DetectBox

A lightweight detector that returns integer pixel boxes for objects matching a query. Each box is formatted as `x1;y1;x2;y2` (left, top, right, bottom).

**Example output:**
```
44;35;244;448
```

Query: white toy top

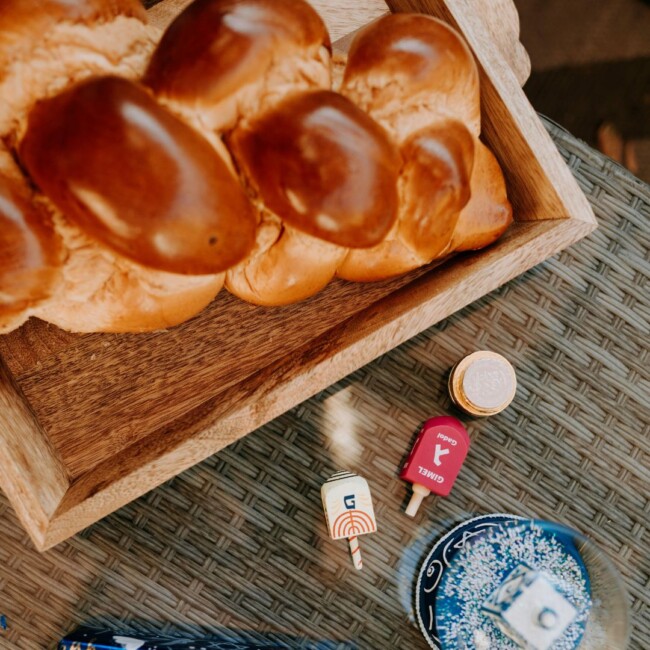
321;471;377;570
321;471;377;540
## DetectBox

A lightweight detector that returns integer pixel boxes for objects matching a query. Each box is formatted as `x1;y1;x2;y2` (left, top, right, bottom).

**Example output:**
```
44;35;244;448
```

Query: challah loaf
0;0;513;331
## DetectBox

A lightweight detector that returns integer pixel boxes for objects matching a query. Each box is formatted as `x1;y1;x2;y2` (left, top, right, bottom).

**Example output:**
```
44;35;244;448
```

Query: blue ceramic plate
415;515;592;650
415;514;521;649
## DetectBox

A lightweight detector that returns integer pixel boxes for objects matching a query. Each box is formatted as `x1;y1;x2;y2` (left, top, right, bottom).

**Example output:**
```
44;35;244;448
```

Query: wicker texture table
0;118;648;649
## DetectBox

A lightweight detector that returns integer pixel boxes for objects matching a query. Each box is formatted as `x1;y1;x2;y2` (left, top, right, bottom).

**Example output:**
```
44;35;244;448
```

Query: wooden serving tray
0;0;597;551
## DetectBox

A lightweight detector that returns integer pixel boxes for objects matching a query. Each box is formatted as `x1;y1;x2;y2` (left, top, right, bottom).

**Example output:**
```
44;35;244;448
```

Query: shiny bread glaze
337;122;474;282
144;0;329;110
451;142;513;252
342;13;480;137
229;90;401;249
0;155;63;324
20;76;256;276
398;121;474;260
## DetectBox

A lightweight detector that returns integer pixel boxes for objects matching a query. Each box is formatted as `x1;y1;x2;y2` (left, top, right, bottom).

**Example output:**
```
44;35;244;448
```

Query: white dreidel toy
321;471;377;570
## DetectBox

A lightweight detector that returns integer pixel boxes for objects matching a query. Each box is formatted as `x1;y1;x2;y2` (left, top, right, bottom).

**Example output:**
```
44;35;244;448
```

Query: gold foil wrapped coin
449;351;516;416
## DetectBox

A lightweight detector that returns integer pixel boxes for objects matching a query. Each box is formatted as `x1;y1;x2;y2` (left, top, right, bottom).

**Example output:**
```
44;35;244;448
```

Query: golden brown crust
336;225;423;283
0;0;146;71
450;141;513;252
341;13;480;141
229;90;401;249
225;212;345;306
338;14;511;280
33;207;225;334
397;122;474;260
0;0;155;142
20;76;257;276
338;122;474;282
0;150;63;333
145;0;331;131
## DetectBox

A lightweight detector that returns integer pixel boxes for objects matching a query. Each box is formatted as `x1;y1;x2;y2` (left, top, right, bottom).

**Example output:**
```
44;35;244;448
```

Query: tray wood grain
0;0;596;551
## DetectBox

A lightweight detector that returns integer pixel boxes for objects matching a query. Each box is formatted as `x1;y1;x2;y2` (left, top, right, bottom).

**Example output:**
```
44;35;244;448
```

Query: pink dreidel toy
400;416;470;517
321;471;377;570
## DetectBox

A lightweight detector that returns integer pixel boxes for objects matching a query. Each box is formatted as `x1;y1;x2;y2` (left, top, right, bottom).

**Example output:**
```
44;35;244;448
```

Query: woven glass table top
0;118;648;650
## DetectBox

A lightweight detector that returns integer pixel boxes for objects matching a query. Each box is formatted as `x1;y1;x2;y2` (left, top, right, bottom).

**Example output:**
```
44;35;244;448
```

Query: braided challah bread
338;13;512;281
0;0;512;332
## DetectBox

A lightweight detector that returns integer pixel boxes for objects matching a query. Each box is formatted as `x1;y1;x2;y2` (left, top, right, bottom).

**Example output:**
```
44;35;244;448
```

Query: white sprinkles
436;521;592;649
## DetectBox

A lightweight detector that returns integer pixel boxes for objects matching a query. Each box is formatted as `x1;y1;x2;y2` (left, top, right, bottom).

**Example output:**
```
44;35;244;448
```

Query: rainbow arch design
332;509;377;538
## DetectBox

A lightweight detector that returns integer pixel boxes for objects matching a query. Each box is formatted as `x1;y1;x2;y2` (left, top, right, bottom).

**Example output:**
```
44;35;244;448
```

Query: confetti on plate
415;515;592;650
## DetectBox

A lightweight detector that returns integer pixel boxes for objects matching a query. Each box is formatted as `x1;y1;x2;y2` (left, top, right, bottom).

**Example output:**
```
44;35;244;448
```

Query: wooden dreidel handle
405;483;431;517
321;471;377;570
400;417;470;517
348;535;363;570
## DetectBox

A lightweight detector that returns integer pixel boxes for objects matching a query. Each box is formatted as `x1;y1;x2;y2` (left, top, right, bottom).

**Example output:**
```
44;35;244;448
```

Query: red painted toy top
400;416;470;499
